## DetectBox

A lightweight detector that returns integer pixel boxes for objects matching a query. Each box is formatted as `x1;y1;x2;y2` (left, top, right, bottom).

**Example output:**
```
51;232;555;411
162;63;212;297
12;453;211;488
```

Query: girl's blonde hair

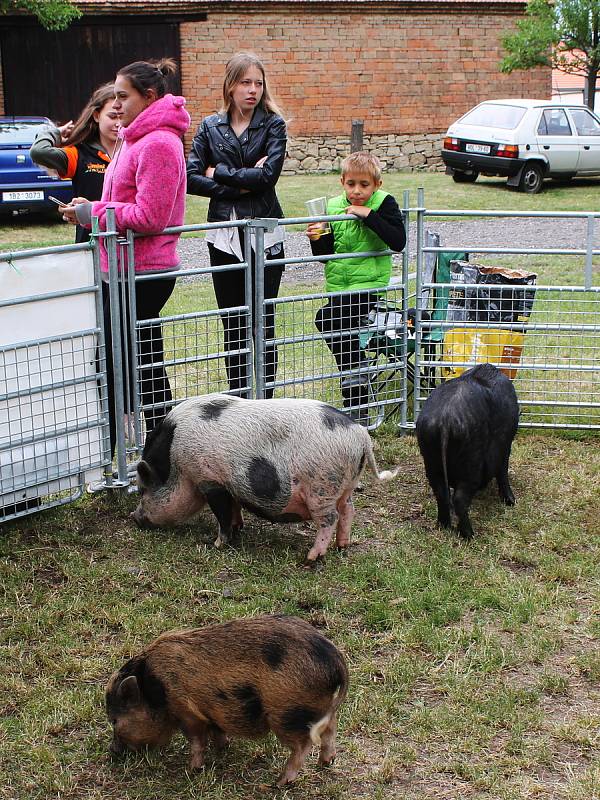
63;83;115;147
220;52;284;118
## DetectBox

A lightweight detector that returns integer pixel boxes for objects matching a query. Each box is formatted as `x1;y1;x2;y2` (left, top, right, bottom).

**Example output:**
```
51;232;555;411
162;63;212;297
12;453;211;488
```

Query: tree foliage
501;0;600;109
0;0;81;30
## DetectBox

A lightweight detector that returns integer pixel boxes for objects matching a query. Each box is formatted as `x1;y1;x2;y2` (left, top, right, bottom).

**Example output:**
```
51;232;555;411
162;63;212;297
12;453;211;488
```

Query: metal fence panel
0;246;110;522
264;284;406;430
412;202;600;430
120;222;254;470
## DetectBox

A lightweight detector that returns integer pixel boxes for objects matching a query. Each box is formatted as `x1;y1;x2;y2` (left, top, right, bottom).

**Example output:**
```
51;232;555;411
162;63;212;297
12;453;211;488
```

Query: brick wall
180;10;550;171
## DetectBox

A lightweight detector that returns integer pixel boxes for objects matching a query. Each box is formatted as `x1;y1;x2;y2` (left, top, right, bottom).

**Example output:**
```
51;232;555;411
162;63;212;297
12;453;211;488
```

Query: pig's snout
130;507;155;529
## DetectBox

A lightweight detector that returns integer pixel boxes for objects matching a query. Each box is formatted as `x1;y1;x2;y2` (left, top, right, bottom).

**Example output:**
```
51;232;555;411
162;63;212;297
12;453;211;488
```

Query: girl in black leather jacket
187;52;287;398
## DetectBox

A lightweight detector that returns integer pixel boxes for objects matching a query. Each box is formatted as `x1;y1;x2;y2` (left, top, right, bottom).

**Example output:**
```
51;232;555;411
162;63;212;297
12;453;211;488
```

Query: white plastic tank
1;249;105;510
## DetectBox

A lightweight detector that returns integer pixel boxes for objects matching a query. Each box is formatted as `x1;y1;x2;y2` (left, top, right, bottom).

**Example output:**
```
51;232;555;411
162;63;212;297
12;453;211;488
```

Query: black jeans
315;291;377;406
102;277;176;455
208;242;284;398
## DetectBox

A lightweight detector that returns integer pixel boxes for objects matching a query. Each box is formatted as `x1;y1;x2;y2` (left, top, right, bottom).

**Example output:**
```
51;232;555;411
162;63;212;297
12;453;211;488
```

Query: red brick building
0;0;550;171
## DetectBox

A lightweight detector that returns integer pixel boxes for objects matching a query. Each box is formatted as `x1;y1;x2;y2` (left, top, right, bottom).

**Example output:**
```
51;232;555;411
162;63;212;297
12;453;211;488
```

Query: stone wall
284;132;445;174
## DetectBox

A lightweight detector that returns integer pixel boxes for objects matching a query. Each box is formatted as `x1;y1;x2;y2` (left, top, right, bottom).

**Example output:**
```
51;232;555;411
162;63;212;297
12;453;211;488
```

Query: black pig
416;363;519;538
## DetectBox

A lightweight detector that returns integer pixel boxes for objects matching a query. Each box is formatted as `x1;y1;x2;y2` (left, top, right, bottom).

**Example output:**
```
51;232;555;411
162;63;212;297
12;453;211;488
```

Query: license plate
2;190;44;202
465;143;491;154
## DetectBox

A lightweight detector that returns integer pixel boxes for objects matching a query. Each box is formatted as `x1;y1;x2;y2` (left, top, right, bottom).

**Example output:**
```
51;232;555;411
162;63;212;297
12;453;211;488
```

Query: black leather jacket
186;106;286;222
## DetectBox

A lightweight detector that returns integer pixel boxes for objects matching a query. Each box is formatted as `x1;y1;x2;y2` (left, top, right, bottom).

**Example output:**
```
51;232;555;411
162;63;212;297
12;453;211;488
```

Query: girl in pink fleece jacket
62;58;191;455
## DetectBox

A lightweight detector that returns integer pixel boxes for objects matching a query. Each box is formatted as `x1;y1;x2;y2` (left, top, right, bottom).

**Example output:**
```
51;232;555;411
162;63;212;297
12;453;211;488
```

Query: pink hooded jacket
92;93;191;274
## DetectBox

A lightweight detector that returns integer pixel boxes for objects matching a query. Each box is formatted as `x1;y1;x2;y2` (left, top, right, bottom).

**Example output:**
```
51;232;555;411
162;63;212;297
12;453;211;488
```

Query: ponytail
117;58;177;98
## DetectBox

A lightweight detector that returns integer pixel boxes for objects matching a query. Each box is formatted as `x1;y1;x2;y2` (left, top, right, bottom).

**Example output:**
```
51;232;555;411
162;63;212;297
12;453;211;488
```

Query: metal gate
0;234;110;523
411;192;600;430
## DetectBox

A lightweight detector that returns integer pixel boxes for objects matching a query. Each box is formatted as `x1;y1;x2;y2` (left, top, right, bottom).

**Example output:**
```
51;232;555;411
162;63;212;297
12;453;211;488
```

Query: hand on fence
345;204;371;219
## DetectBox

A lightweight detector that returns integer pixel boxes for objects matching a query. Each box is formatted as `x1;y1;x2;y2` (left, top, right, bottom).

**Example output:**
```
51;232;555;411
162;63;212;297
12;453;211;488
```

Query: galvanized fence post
585;214;595;290
413;187;425;422
249;218;279;399
243;221;254;399
126;228;143;455
90;217;112;483
253;221;266;400
105;208;129;487
400;189;411;430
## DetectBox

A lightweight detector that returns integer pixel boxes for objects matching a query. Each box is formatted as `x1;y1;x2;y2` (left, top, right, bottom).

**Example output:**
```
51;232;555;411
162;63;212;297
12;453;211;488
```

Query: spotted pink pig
131;394;398;563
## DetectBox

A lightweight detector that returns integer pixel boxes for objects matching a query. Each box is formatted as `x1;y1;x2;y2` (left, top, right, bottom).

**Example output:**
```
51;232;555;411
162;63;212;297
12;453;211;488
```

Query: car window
459;104;527;129
568;108;600;136
537;109;572;136
0;121;46;145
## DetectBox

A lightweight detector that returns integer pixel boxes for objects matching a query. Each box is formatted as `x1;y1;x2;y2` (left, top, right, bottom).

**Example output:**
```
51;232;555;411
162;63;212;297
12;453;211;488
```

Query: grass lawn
2;171;600;253
1;425;599;800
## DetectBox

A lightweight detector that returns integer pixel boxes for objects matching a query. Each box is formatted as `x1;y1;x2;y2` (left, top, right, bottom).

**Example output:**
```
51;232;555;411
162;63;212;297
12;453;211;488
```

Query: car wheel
519;163;544;194
452;170;479;183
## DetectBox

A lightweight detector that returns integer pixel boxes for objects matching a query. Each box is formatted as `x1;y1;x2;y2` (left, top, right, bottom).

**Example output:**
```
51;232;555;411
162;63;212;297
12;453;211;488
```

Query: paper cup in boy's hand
305;196;330;238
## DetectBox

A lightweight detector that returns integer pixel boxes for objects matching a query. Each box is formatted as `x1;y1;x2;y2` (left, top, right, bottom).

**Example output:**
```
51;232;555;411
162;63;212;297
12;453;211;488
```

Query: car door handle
543;145;550;149
584;145;590;150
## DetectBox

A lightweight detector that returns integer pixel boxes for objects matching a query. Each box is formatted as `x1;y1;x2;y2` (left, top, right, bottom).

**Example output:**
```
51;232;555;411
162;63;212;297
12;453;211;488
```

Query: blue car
0;116;73;215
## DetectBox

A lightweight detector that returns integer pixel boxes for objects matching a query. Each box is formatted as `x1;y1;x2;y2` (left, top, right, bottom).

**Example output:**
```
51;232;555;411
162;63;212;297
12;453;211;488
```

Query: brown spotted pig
106;615;349;786
131;394;398;562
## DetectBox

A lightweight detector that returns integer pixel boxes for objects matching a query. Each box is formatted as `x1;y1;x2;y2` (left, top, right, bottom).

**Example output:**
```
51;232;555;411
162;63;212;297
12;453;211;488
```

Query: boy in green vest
307;152;406;420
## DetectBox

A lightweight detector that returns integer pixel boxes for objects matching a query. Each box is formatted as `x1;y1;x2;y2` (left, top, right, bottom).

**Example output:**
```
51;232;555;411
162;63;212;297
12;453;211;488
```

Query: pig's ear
117;675;141;706
137;460;156;489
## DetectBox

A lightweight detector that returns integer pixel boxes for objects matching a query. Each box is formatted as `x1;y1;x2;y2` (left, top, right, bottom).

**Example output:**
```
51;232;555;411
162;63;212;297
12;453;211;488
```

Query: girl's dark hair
117;57;177;99
63;83;115;147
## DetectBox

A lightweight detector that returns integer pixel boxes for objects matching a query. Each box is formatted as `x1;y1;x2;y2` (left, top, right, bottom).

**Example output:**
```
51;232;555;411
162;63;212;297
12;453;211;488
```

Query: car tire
452;170;479;184
519;163;544;194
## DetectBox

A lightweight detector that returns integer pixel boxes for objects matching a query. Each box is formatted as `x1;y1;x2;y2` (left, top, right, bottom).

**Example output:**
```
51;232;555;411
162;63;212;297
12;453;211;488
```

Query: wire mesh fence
266;284;406;429
412;199;600;429
2;197;599;522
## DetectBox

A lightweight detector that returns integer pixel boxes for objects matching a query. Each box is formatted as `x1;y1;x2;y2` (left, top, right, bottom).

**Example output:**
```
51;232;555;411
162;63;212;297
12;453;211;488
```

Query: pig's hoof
212;735;230;752
275;773;298;788
303;555;325;571
318;753;336;767
214;536;223;549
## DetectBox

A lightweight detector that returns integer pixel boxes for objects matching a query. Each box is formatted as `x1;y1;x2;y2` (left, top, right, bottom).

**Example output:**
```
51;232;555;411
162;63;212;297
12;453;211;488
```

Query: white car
441;98;600;193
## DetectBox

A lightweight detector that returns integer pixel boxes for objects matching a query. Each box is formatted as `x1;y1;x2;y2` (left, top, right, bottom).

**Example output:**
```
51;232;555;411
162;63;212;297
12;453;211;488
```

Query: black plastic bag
447;261;537;326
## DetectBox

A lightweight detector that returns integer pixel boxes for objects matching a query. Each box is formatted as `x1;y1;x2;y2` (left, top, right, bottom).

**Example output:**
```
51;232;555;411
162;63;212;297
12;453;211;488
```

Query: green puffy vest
324;189;392;293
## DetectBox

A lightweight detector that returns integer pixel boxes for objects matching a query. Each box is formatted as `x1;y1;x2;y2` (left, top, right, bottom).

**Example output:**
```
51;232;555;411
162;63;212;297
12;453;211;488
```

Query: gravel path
176;217;600;286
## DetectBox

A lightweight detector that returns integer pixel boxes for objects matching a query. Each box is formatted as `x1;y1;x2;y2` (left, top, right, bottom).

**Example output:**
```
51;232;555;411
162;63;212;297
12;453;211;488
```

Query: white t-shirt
205;208;285;261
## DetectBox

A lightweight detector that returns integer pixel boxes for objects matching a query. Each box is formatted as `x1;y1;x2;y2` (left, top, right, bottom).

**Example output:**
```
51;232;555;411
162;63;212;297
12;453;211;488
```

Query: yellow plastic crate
442;327;525;380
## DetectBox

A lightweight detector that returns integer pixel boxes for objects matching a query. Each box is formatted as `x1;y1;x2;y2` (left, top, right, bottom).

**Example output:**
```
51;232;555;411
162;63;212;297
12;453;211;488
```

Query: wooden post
351;120;364;152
